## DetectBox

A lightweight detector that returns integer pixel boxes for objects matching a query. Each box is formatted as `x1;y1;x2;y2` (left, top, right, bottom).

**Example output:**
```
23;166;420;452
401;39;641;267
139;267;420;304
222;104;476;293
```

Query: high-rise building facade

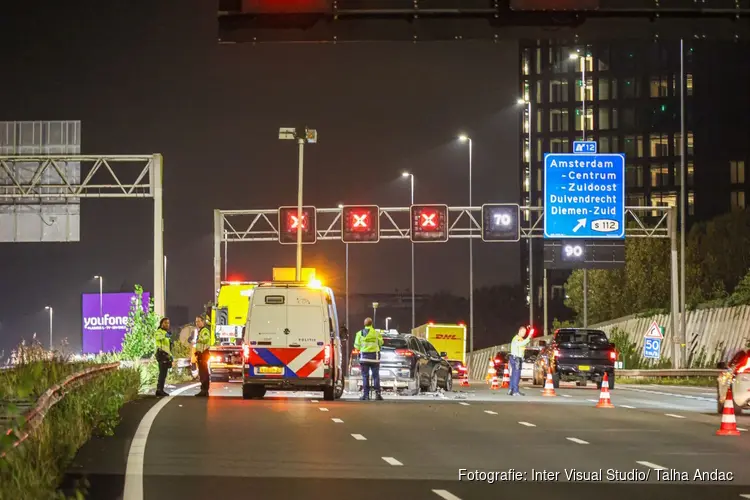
519;39;750;326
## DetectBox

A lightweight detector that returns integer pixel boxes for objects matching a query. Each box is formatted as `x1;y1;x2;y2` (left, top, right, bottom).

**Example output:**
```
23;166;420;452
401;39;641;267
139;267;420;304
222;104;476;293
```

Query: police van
241;280;345;401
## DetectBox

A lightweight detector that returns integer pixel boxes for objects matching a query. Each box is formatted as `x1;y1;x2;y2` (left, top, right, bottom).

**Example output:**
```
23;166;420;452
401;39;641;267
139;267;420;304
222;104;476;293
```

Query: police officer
354;317;384;401
194;315;211;397
509;325;533;396
154;317;173;397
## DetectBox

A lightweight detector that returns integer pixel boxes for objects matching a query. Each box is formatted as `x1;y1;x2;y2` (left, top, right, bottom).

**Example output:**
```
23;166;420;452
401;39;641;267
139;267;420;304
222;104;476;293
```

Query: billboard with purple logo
82;292;150;354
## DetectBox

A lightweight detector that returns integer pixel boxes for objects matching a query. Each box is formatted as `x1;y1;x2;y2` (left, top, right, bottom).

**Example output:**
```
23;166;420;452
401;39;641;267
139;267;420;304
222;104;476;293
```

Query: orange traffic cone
501;366;510;389
460;377;469;387
541;368;556;397
595;373;614;408
490;375;499;390
716;386;741;436
486;365;496;384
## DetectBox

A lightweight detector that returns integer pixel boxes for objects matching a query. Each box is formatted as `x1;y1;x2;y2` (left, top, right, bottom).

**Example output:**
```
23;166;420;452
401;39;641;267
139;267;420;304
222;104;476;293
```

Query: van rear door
246;288;288;347
286;288;328;348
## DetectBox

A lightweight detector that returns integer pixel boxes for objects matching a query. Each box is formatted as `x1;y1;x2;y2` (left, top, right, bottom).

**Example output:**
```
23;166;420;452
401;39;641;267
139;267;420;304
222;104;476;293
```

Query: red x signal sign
410;204;449;243
341;205;380;243
278;206;317;245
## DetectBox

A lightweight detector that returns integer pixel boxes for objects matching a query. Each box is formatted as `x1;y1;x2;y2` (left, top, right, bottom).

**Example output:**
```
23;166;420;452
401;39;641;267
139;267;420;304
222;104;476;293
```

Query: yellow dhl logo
434;334;459;340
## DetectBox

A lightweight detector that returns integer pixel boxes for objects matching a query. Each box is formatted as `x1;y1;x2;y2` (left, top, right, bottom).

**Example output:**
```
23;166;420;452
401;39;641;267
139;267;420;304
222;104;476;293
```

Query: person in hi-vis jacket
354;318;384;401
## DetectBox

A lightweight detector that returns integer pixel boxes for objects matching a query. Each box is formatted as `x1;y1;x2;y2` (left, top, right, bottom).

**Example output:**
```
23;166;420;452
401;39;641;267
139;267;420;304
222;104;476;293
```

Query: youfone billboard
82;292;150;354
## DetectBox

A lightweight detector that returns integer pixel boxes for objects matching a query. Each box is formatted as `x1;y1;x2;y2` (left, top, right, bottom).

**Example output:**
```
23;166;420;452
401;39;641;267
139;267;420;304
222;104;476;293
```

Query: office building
518;39;750;326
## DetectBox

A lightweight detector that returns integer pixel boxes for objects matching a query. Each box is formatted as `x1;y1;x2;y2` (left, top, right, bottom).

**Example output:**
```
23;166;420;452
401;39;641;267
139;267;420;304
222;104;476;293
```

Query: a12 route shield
543;153;625;239
278;206;317;244
481;204;520;242
341;205;380;243
410;204;449;243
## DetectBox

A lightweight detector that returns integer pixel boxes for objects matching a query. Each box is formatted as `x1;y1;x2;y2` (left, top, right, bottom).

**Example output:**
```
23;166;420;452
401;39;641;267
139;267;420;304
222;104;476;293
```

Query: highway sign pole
669;208;680;367
345;243;350;332
296;137;304;281
581;53;589;328
679;39;687;368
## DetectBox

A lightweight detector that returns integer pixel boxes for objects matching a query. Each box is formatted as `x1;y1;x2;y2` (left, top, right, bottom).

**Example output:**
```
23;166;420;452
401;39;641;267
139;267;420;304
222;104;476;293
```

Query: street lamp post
279;126;317;281
372;302;379;325
517;98;534;326
458;135;475;365
570;50;590;327
385;316;392;331
94;275;103;352
45;306;53;351
339;204;350;333
401;172;416;330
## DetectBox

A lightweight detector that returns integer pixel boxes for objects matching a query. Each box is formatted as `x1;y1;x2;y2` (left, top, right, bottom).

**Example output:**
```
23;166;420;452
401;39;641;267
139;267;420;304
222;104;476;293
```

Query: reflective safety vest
354;326;383;354
195;327;211;352
510;334;531;358
155;328;171;355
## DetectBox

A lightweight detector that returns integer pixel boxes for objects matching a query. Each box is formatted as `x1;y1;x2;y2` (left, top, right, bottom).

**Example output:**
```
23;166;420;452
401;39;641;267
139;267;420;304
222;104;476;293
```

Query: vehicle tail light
242;344;250;359
736;358;750;374
324;345;331;365
458;366;467;371
553;349;560;358
395;349;414;357
609;351;617;361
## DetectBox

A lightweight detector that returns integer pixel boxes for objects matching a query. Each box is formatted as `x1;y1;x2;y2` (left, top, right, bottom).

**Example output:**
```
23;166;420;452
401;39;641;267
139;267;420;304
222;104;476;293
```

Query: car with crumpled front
716;348;750;415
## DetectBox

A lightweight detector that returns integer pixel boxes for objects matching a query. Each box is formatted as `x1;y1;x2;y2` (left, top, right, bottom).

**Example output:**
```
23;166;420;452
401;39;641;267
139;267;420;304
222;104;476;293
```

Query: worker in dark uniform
194;315;211;397
154;317;173;397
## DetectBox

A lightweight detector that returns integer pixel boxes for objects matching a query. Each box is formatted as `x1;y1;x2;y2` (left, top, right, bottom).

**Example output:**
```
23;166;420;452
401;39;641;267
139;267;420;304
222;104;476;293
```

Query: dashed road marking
484;410;498;415
432;489;463;500
311;399;319;403
664;413;686;419
561;394;572;398
351;434;367;440
319;407;329;412
458;402;470;406
518;421;536;427
622;386;714;402
566;437;589;445
739;428;748;432
331;418;344;423
382;456;403;466
587;399;598;403
620;405;635;409
637;461;667;470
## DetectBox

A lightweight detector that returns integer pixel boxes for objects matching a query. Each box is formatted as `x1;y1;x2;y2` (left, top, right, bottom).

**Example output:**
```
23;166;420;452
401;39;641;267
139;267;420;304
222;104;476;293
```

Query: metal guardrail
0;362;120;459
617;369;722;378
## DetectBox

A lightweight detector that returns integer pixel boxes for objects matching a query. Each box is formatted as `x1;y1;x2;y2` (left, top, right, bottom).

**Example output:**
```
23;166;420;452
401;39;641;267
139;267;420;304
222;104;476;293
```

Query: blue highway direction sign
544;153;625;239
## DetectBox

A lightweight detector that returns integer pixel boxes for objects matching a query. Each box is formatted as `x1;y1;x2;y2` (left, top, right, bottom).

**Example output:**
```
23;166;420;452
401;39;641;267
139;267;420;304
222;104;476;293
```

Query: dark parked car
348;333;453;395
534;328;617;389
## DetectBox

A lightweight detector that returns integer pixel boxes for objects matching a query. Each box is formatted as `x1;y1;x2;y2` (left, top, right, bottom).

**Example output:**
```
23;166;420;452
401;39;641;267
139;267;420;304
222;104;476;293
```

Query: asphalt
63;380;750;500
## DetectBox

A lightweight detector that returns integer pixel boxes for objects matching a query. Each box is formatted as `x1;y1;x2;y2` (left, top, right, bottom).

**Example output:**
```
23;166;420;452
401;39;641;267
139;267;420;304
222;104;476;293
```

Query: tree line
563;209;750;325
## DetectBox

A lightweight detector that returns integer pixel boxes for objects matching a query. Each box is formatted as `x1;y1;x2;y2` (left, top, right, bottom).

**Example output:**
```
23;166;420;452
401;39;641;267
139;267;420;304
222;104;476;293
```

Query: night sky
0;1;520;354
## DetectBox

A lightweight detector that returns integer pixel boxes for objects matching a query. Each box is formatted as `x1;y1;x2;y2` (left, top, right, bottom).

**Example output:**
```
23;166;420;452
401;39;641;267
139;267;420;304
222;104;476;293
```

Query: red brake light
395;349;414;357
736;357;750;374
553;349;560;358
242;344;250;359
324;345;331;365
609;351;617;361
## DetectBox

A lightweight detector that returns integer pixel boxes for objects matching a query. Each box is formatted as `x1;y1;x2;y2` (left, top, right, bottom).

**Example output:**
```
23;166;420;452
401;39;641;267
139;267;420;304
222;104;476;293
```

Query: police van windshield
382;337;408;349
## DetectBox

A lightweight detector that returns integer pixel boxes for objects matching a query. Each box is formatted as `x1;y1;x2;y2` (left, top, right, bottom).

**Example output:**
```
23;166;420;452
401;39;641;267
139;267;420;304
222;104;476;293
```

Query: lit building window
626;194;646;206
550;109;569;132
624;135;644;158
575;78;593;102
675;161;695;187
731;191;746;210
549;80;569;102
574;108;594;132
649;77;669;98
650;191;677;217
649;134;669;157
550;138;570;153
673;133;694;156
672;73;694;96
650;164;670;188
730;161;746;184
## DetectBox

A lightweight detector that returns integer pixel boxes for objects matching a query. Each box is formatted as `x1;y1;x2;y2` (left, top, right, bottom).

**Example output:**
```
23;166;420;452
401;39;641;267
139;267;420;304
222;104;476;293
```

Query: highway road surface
63;381;750;500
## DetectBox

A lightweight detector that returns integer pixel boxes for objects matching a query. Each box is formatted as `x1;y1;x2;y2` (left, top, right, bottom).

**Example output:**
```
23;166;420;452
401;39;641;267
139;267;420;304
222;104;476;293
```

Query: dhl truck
203;281;257;382
412;322;468;379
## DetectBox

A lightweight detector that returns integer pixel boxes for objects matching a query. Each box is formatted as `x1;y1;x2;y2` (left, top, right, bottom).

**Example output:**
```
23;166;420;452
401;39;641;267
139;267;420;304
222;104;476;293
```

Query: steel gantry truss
214;204;686;366
0;154;166;316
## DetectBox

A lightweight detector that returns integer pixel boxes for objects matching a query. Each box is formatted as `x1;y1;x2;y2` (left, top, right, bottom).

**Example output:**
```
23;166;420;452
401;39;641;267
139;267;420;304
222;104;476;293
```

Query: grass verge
0;366;140;500
0;361;99;400
616;376;716;387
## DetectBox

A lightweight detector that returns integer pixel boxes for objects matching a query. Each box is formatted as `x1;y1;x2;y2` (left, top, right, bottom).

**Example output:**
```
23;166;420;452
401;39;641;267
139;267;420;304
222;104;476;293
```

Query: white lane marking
562;394;572;398
622;386;714;402
331;418;344;423
458;402;470;406
319;407;329;412
484;410;498;415
566;437;589;445
311;399;319;403
123;383;200;500
432;489;463;500
382;456;403;466
587;399;598;403
739;428;748;432
518;421;536;427
637;461;667;470
664;413;686;419
739;494;750;499
351;434;367;440
620;405;635;409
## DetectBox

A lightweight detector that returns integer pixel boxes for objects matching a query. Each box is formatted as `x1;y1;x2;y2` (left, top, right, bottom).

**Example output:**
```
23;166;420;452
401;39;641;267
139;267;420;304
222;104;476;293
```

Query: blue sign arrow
543;153;625;239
